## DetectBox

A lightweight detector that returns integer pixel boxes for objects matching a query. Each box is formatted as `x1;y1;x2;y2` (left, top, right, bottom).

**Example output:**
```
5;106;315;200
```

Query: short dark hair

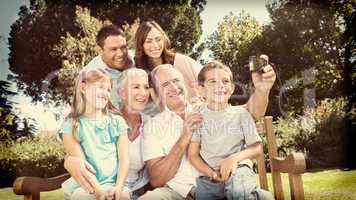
198;60;233;86
96;24;125;48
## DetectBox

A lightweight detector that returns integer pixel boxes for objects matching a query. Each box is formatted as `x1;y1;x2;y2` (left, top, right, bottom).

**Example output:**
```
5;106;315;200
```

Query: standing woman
134;20;277;119
134;20;203;104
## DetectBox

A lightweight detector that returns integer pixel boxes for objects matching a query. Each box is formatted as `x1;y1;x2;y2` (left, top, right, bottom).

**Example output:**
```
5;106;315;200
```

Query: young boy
188;61;274;200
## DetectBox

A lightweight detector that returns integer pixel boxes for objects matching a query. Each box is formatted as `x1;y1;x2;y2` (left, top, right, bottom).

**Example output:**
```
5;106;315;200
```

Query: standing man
84;24;133;108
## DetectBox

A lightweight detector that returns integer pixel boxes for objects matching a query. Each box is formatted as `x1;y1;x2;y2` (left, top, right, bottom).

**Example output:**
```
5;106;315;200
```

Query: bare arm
115;132;129;191
145;113;203;187
244;89;270;119
219;142;263;180
229;142;263;164
146;129;192;187
63;135;97;193
188;141;214;177
244;55;276;119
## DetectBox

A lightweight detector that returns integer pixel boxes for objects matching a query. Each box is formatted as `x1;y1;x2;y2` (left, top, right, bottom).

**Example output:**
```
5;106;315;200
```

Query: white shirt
142;105;199;198
126;113;150;191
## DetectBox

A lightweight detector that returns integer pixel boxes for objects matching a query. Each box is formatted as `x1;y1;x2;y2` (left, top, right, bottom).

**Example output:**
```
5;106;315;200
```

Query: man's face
99;35;129;70
155;68;186;110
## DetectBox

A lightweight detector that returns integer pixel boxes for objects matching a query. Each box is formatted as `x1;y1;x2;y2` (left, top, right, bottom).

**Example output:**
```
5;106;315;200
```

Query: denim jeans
196;165;274;200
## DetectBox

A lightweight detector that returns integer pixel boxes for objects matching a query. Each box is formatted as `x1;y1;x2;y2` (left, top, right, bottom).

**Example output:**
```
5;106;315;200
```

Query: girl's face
201;68;234;104
143;28;164;59
121;75;150;112
81;80;111;111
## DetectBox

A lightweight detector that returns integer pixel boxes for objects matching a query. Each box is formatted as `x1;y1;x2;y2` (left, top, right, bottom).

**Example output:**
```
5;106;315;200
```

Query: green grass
1;169;356;200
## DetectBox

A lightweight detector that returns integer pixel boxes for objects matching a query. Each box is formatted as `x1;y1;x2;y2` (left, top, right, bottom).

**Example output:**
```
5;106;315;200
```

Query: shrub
0;135;66;187
273;97;349;169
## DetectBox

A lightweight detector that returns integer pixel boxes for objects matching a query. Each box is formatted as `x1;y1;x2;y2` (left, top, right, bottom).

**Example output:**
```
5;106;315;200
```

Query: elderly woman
134;20;276;118
62;68;152;200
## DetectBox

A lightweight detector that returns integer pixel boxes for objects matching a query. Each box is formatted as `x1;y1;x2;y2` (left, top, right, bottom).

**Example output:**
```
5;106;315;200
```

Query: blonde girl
59;68;130;200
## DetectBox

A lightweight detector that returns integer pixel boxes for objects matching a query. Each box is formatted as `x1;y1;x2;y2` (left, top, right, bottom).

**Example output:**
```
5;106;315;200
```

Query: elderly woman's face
121;75;150;112
143;28;164;59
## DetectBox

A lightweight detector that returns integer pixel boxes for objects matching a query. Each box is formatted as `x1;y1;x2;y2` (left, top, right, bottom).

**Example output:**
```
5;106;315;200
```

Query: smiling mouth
136;98;148;103
151;50;161;54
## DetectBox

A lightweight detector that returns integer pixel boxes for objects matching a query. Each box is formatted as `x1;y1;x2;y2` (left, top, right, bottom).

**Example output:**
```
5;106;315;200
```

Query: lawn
1;169;355;200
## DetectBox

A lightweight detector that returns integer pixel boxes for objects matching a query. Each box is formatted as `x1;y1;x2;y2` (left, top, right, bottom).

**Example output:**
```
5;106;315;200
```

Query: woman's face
121;74;150;112
143;28;164;59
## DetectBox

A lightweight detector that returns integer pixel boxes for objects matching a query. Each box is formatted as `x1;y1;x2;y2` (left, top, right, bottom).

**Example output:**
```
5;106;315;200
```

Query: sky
0;0;270;132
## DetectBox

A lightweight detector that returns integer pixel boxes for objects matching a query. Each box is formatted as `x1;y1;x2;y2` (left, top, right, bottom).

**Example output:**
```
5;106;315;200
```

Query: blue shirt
59;113;129;192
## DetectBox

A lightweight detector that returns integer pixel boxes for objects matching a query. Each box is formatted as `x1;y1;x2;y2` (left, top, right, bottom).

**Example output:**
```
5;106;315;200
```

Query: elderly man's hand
64;155;98;194
182;112;203;136
252;55;276;93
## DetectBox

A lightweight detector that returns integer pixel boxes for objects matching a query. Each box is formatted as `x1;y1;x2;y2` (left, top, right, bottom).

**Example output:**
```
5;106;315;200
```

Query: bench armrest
13;173;70;195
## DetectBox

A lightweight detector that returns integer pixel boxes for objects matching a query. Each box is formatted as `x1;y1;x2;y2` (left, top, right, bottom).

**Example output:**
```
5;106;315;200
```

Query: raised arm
244;57;276;119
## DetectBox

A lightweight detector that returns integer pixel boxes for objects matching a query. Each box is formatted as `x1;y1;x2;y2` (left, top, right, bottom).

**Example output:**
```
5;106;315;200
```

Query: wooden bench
13;116;306;200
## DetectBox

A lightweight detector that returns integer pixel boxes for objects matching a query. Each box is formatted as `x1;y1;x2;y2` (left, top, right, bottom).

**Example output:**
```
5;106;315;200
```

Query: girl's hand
93;186;105;200
104;186;121;200
219;156;237;181
64;155;97;194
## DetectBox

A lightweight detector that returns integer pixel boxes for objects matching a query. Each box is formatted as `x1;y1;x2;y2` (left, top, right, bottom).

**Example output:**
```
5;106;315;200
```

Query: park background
0;0;355;199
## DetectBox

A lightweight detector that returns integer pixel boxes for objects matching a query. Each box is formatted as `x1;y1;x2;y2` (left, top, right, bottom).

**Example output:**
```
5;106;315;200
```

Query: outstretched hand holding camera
250;55;276;93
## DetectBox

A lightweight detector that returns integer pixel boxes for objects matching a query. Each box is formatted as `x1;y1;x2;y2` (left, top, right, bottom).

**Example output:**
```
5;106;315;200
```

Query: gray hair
117;68;148;91
150;64;183;92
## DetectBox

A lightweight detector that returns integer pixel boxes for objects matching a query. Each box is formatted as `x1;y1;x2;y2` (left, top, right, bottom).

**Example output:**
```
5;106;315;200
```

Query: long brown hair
134;20;175;71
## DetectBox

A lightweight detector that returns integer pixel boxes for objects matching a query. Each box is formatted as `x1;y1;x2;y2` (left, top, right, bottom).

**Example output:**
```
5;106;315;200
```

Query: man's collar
162;103;192;118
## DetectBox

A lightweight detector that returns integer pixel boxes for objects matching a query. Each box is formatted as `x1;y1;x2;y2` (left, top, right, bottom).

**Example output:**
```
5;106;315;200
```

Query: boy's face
201;68;234;104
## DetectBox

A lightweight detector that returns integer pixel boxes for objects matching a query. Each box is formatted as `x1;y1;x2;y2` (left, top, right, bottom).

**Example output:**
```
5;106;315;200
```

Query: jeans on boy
196;165;274;200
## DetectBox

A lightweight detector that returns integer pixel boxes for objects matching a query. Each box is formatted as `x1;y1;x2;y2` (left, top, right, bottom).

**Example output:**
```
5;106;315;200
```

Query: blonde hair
69;67;113;140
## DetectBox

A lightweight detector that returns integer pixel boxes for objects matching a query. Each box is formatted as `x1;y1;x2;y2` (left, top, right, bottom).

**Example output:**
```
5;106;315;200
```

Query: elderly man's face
155;68;186;110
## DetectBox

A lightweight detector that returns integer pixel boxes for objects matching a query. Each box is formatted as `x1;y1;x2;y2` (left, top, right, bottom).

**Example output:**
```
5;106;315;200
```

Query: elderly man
138;63;275;200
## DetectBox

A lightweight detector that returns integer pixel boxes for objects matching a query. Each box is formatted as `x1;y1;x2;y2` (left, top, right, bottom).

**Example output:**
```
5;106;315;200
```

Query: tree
8;0;206;104
0;81;36;141
52;6;103;103
8;0;80;103
206;11;262;71
202;12;263;105
0;81;18;141
250;1;347;115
